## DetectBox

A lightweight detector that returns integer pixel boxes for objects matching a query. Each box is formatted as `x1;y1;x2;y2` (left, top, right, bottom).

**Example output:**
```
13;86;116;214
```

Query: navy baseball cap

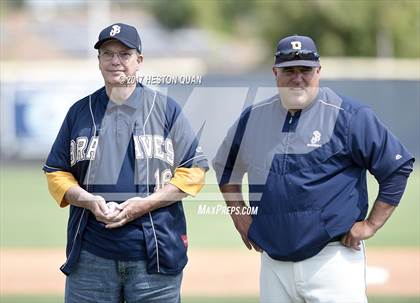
274;35;320;68
94;23;142;53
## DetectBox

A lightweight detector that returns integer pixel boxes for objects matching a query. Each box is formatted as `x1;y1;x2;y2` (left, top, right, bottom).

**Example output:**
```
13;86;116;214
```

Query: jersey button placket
116;108;121;145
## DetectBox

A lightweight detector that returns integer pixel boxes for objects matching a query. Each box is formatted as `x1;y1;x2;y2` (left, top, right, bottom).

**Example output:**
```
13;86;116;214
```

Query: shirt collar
277;87;322;115
301;87;323;113
106;83;142;110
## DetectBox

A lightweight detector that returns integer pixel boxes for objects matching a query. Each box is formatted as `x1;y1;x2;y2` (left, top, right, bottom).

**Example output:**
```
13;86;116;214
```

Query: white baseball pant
260;242;368;303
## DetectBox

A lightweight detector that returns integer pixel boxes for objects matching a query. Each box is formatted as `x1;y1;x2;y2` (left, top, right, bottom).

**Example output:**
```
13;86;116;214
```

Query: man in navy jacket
213;35;414;303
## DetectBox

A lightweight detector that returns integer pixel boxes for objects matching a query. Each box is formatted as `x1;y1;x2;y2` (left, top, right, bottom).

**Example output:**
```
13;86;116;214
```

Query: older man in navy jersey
44;23;207;303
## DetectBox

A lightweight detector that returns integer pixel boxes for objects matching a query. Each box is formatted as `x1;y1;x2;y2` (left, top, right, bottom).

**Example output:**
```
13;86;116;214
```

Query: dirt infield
1;248;419;296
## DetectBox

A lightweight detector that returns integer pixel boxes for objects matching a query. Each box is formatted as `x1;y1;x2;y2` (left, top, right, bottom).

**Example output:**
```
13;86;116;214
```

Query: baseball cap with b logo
274;35;320;68
94;23;142;53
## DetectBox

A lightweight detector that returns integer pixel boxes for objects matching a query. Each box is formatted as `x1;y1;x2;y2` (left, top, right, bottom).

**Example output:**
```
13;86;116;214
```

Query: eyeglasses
275;50;319;61
99;50;135;62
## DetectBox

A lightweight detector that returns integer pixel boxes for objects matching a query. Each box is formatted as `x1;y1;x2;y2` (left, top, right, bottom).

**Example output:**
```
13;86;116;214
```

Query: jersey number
154;169;172;192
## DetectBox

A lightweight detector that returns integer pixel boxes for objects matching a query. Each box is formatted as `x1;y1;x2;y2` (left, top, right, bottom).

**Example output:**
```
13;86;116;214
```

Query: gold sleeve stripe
169;167;206;197
45;171;78;208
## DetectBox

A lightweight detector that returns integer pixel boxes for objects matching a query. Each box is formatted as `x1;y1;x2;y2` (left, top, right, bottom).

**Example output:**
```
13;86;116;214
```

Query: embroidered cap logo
110;25;121;37
291;41;302;50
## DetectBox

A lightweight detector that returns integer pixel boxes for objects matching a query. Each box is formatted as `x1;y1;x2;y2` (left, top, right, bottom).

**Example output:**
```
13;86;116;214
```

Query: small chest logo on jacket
307;130;322;147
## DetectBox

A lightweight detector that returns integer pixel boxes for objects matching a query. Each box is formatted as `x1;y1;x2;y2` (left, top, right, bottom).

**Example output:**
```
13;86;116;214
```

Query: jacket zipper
282;114;294;174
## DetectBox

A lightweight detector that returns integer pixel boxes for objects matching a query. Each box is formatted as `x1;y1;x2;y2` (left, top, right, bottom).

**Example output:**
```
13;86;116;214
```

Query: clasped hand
89;196;150;229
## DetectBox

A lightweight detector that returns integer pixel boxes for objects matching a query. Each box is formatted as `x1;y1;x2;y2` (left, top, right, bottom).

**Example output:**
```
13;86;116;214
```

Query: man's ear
272;66;278;77
137;54;144;64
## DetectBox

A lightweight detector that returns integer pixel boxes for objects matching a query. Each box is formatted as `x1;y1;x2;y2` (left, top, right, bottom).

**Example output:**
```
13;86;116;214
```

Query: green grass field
1;165;419;248
0;164;419;302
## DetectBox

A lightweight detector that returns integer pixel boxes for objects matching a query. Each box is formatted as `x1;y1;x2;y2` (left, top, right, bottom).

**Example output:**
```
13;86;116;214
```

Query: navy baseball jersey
213;87;414;262
44;84;208;275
